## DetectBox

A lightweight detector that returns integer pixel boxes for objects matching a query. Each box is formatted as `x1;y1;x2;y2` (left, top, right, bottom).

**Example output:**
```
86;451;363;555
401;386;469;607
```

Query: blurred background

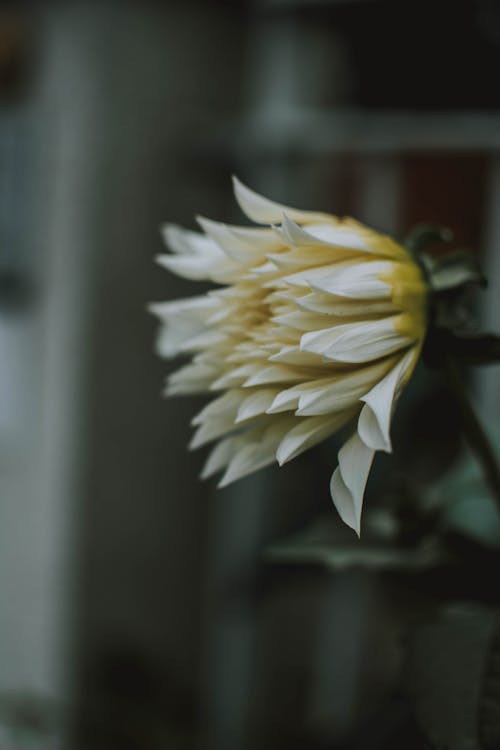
2;1;500;748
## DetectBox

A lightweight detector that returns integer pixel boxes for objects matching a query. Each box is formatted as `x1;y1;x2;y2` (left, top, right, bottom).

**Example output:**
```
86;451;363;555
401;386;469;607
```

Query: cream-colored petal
243;364;314;387
305;223;372;251
210;364;257;390
191;389;244;426
189;411;239;449
333;432;375;535
161;224;214;255
296;359;393;416
277;214;335;248
272;310;335;332
232;176;332;225
176;329;228;355
235;388;280;423
300;316;412;363
296;292;397;317
357;347;415;451
154;324;191;360
281;259;356;289
166;361;218;395
309;260;393;299
148;296;221;321
266;385;302;414
330;468;358;532
269;345;324;367
276;411;354;466
200;434;247;479
218;418;295;487
307;222;407;261
156;251;240;284
149;297;222;359
196;215;270;265
227;225;283;252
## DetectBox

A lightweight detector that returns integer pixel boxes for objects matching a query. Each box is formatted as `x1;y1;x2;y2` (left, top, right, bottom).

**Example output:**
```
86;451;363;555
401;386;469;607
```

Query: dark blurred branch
444;356;500;511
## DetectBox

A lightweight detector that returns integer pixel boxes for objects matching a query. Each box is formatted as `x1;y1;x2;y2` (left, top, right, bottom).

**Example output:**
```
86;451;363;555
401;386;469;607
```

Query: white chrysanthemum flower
150;178;428;534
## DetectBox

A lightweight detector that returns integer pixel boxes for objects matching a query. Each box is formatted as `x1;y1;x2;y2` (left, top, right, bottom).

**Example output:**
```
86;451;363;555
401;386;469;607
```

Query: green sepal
404;223;453;256
424;249;487;293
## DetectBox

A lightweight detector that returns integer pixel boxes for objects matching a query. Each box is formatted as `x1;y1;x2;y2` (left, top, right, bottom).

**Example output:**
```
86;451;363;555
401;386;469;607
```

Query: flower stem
444;355;500;511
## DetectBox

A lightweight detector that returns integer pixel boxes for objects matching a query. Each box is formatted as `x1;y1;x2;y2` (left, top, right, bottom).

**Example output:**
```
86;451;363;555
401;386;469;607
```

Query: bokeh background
2;1;500;748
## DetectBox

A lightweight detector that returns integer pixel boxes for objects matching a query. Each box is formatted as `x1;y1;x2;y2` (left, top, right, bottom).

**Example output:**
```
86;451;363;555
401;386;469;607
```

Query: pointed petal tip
330;462;363;536
199;466;212;481
231;174;248;197
159;221;174;239
195;214;216;236
147;302;162;317
187;434;200;451
217;473;232;489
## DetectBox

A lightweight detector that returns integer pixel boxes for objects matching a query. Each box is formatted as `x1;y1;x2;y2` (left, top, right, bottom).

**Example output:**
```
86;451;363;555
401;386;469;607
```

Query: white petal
161;224;214;255
177;329;228;354
150;297;222;359
296;292;396;317
296;359;393;416
196;216;267;264
269;345;324;367
272;310;333;332
305;223;372;251
243;364;310;387
155;253;214;281
281;259;356;289
156;251;239;283
217;444;269;487
154;324;190;359
300;316;412;363
278;214;333;248
192;390;244;426
218;418;295;487
148;295;221;322
308;220;408;261
210;364;257;390
309;260;393;300
332;432;375;535
266;385;302;414
357;348;415;451
201;434;247;479
189;411;239;449
276;412;354;466
330;468;358;532
232;176;332;225
166;361;217;395
227;225;283;252
235;388;280;423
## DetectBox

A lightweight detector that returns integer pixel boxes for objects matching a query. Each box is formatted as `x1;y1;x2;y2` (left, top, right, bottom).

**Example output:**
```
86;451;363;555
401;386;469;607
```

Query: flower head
150;178;428;534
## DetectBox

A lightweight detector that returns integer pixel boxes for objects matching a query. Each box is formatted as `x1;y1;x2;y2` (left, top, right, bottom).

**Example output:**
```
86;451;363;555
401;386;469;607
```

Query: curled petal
357;348;416;452
331;432;375;536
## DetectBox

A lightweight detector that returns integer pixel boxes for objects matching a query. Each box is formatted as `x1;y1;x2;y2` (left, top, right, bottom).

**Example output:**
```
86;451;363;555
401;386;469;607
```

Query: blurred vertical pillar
0;3;102;722
199;5;353;749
